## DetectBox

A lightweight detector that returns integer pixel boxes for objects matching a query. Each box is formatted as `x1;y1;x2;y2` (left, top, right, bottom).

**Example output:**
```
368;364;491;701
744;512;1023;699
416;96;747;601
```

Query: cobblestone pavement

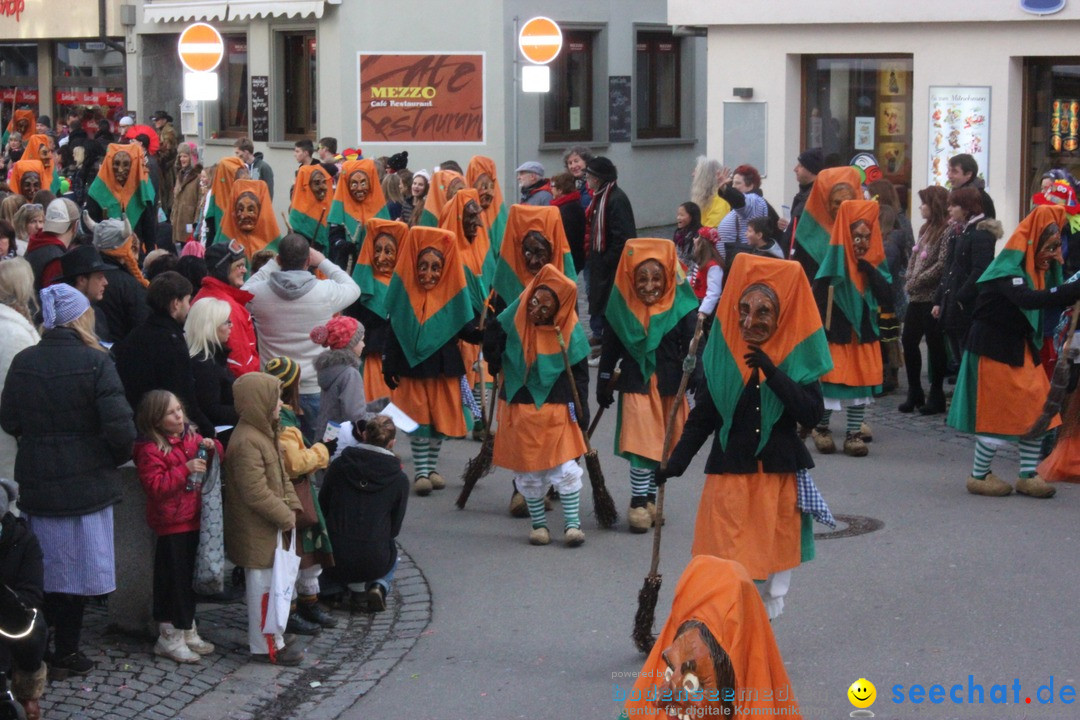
39;547;431;720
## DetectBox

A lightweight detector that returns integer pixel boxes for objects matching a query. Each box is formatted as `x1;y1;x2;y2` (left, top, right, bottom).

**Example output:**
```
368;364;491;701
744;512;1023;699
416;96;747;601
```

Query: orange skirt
492;400;586;473
974;354;1058;437
363;355;393;404
692;472;801;580
821;340;882;388
459;339;491;388
393;375;467;438
617;375;688;463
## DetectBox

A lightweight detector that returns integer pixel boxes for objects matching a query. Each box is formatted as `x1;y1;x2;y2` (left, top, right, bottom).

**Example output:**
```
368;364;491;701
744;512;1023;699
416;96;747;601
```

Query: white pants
296;564;321;597
758;570;792;620
513;460;583;499
823;396;873;411
245;567;284;655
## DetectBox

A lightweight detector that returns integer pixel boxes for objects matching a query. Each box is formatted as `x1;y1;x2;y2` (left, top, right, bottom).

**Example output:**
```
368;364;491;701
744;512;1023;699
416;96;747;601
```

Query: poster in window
854;116;875;151
879;64;906;96
927;86;990;186
880;103;905;136
879;143;906;175
357;53;485;144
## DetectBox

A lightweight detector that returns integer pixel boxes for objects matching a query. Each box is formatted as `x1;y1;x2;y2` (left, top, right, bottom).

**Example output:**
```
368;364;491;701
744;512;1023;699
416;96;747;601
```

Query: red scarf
585;180;615;256
550;190;581;208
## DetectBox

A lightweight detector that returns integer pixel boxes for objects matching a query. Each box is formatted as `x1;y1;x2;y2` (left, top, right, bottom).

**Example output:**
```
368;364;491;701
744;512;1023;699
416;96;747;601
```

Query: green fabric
492;251;577;304
705;323;833;454
605;280;699;380
977;247;1063;349
496;299;589;407
488;203;508;256
821;381;879;399
87;175;155;232
415;208;438;228
816;246;892;342
353;264;390;318
946;350;981;435
48;174;62;195
279;406;299;429
800;512;815;563
385;275;475;368
464;254;498;314
300;486;333;556
288;209;328;252
794;211;830;268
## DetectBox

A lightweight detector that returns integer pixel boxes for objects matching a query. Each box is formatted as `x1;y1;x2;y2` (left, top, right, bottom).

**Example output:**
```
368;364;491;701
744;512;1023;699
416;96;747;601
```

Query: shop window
1023;59;1080;218
0;44;40;120
544;31;594;144
636;32;681;139
803;56;913;201
216;35;248;137
280;30;317;140
53;41;126;127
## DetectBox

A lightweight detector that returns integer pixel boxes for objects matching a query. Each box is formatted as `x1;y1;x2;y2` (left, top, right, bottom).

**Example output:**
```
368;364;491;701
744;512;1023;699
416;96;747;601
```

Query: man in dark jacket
584;156;636;342
87;216;150;343
516;161;553;206
778;148;822;258
948;153;996;219
113;271;215;438
57;244;112;341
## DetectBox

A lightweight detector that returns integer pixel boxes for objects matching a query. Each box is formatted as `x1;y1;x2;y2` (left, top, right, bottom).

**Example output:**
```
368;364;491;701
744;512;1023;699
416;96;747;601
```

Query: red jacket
194;276;260;378
133;430;222;536
24;232;67;290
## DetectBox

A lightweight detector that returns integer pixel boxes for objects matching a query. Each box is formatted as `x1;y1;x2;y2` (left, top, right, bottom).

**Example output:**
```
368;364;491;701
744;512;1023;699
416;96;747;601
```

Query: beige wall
1;0;123;39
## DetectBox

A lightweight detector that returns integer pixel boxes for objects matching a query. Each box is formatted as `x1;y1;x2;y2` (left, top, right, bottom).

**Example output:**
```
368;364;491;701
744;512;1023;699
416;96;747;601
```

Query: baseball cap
43;198;80;234
118;116;135;128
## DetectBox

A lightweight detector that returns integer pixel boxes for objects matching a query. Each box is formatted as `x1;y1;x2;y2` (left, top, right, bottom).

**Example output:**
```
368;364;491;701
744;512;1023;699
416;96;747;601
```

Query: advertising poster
358;53;485;144
928;86;990;187
854;116;875;150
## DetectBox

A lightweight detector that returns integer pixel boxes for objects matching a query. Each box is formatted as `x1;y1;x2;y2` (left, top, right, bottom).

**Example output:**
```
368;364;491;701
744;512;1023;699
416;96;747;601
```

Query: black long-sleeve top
597;311;695;396
814;261;895;344
381;314;482;380
965;276;1080;367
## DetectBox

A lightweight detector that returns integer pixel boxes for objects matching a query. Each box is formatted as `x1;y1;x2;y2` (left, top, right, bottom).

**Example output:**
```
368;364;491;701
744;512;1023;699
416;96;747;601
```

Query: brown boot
965;472;1013;497
811;426;836;454
843;431;868;457
1015;474;1056;499
12;661;45;720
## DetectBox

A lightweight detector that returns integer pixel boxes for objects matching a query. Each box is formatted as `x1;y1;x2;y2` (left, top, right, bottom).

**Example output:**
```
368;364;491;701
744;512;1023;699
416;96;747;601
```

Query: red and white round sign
518;17;563;65
178;23;225;73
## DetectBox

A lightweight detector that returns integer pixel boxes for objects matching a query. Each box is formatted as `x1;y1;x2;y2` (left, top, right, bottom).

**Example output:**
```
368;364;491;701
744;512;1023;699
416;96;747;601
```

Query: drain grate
814;514;884;540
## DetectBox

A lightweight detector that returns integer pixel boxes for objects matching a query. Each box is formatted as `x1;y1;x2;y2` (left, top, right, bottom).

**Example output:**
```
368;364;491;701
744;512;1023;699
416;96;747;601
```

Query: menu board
250;75;269;142
608;76;631;142
927;86;990;187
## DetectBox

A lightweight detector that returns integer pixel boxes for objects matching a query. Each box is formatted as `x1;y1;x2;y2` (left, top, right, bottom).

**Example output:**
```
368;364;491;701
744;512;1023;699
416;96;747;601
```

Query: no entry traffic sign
518;17;562;65
178;23;224;73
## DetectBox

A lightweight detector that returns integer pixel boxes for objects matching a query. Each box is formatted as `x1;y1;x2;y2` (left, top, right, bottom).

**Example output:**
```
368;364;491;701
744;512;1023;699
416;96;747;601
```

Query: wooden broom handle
555;326;592;454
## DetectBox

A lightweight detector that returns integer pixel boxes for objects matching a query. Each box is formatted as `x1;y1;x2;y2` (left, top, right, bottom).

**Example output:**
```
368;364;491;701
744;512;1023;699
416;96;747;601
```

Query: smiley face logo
848;678;876;709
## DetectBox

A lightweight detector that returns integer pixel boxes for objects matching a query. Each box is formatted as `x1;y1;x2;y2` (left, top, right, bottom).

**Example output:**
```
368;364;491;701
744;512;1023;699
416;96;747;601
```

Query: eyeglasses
23;203;43;211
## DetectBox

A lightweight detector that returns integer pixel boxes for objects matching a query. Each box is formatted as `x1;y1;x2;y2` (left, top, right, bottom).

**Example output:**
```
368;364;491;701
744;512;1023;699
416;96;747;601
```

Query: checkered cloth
40;283;90;330
797;468;835;528
460;375;482;420
568;402;578;423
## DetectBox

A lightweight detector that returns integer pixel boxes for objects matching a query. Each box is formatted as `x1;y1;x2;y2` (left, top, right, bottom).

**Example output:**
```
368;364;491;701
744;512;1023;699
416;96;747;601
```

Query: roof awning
226;0;341;20
143;2;229;24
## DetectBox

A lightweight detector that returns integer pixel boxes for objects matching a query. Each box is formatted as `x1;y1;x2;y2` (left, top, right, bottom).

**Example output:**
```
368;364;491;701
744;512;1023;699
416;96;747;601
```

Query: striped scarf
586;180;615;255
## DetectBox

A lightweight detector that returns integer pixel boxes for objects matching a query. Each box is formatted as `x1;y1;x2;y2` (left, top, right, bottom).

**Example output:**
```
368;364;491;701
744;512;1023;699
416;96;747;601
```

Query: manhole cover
814;514;884;540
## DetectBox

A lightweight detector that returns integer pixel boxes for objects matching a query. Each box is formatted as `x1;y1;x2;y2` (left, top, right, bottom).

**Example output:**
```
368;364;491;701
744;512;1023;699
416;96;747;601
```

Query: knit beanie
310;316;364;350
264;356;301;389
0;477;17;517
584;156;617;183
39;283;90;330
797;148;825;176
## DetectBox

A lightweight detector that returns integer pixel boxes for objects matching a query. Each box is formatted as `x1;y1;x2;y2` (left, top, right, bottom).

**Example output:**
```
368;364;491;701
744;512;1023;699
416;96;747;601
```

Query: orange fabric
290;164;333;225
1038;394;1080;482
501;204;573;290
621;556;802;719
513;263;581;378
210;156;248;218
830;200;886;294
396;226;469;325
693;473;801;579
613;238;687;332
5;109;35;137
95;143;148;209
821;339;882;387
22;134;54;188
718;253;826;389
100;236;149;288
9;160;45;197
393;375;466;437
363;355;393;403
492;399;585;472
439;188;491;278
427;170;466;219
619;375;688;462
220;179;279;257
975;354;1058;436
333;160;386;232
466;155;505;229
357;218;409;282
459;338;489;388
802;166;863;235
1001;205;1067;291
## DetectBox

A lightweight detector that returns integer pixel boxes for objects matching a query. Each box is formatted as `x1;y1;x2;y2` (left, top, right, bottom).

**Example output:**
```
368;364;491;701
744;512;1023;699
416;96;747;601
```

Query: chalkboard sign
251;75;269;142
608;76;631;143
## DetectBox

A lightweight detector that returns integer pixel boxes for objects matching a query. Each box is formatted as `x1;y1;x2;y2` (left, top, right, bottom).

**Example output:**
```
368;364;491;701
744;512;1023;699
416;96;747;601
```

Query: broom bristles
456;434;495;509
585;450;618;528
632;573;662;653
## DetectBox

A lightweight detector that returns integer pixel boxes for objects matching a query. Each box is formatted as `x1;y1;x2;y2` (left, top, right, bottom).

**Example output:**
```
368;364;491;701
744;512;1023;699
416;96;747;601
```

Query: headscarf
328;159;387;246
40;283;90;330
496;264;589;407
619;556;802;719
466;155;508;254
22;134;60;194
493;204;576;302
605;238;699;378
2;109;35;145
353;217;409;318
288;164;333;252
979;204;1067;347
219;179;280;257
9;160;45;200
426;169;466;220
706;253;832;452
793;166;863;267
87;143;156;231
815;200;891;341
384;226;474;367
207;156;248;244
439;188;494;311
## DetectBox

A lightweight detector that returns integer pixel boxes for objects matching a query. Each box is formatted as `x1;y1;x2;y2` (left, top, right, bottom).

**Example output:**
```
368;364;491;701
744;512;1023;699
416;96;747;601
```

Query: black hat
387;151;409;173
585;156;617;183
59;245;110;281
37;115;51;128
150;110;173;122
205;242;247;281
796;148;825;176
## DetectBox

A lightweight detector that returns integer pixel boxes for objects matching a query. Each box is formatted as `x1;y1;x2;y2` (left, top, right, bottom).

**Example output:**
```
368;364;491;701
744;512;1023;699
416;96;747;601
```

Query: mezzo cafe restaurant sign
358;53;485;144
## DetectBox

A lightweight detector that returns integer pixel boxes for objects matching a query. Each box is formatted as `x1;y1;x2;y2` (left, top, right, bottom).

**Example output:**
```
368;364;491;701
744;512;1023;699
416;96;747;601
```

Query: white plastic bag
192;455;225;595
261;529;300;635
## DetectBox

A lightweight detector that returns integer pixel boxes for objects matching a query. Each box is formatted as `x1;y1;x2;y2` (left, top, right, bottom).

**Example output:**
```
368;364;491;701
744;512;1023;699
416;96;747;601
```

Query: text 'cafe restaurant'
1;0;127;131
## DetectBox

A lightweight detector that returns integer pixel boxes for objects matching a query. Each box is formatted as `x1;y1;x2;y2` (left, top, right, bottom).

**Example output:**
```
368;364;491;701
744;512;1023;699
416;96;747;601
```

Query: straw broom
556;326;618;529
456;374;501;509
632;313;706;653
586;365;622;440
1025;299;1080;439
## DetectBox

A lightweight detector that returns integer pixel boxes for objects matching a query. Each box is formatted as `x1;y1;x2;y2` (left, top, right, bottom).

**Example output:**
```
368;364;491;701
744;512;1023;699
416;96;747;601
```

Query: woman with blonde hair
12;202;43;256
0;258;39;478
0;192;26;223
690;156;731;228
185;297;238;443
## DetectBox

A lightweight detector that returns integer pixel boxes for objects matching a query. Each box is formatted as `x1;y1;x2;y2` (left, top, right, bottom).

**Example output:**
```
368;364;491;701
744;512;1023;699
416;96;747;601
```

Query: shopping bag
292;477;319;529
261;529;300;635
193;455;225;595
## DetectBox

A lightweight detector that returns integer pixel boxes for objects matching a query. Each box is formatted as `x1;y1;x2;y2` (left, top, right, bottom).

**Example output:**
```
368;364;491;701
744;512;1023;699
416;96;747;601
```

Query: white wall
669;0;1080;25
